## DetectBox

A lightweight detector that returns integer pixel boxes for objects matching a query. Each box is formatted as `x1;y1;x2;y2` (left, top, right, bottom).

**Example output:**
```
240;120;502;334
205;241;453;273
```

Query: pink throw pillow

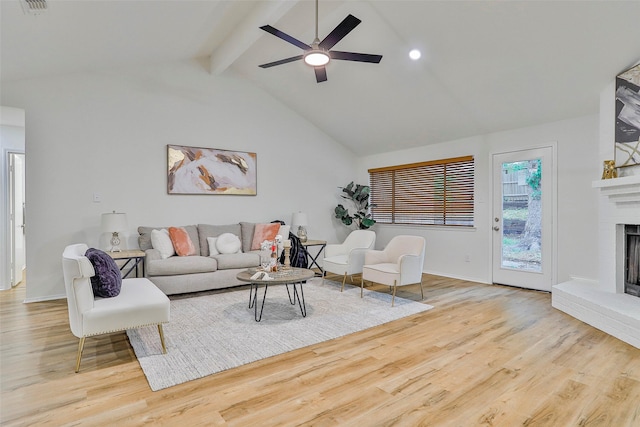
251;223;281;250
168;227;197;256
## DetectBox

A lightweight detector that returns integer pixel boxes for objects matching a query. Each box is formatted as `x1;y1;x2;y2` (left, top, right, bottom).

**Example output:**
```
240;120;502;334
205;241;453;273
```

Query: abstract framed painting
615;64;640;168
167;145;257;195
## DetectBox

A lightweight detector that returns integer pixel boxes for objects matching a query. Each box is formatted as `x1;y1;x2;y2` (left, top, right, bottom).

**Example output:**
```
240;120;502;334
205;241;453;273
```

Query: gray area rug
127;278;433;391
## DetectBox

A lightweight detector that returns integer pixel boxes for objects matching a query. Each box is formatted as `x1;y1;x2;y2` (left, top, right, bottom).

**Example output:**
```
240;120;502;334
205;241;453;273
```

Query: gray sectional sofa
138;222;283;295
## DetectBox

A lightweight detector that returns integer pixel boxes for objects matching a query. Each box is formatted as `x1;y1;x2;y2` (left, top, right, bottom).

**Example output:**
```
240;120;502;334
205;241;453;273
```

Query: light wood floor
1;275;639;426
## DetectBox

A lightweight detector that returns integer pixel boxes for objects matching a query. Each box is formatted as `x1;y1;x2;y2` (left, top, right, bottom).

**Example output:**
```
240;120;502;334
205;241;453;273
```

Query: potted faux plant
334;182;376;230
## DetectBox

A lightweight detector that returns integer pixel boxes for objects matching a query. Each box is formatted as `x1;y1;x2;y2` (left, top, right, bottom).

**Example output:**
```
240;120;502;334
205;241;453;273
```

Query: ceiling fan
258;0;382;83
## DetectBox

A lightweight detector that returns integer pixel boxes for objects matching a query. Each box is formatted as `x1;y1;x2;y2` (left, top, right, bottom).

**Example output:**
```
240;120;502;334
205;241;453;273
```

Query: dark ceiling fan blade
259;55;304;68
315;67;328;83
318;14;361;50
330;51;383;63
259;25;311;50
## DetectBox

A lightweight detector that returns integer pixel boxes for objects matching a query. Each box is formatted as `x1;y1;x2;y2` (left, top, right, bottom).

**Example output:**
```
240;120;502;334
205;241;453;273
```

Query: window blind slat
370;156;474;227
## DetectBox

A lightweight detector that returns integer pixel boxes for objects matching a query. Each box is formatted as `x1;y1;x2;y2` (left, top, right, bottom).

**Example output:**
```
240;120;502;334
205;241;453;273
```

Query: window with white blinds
369;156;474;227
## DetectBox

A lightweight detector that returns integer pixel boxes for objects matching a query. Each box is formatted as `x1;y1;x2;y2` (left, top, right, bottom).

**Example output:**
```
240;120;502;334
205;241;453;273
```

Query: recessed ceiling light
409;49;421;60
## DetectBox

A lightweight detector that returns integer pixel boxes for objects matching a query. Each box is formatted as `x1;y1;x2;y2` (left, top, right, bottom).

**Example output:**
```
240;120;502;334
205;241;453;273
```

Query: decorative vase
297;226;307;243
601;160;618;179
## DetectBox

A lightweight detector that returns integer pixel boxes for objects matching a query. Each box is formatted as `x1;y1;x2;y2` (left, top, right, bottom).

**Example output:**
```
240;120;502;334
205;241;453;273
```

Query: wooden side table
108;250;146;278
300;239;326;276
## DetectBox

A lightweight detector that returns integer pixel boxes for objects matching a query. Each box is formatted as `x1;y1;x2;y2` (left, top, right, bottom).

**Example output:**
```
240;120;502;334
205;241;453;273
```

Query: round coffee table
236;267;315;322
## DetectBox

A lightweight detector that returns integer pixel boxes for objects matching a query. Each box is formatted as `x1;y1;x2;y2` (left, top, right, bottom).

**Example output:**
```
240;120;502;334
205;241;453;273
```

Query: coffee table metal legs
249;282;306;322
248;283;269;322
285;283;307;317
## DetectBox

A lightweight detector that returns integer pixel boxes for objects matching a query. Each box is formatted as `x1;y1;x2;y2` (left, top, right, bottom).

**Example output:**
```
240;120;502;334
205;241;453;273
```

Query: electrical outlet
464;255;470;262
93;192;101;203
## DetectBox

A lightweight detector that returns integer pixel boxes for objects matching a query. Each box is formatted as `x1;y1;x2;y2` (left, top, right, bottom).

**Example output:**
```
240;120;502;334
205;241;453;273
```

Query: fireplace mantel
592;175;640;205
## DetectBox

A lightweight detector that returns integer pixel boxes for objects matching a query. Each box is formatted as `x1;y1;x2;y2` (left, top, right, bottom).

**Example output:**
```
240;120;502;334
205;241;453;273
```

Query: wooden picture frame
167;145;257;195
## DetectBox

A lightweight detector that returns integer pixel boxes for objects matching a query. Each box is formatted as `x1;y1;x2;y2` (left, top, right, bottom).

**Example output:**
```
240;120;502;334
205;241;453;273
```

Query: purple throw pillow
85;248;122;298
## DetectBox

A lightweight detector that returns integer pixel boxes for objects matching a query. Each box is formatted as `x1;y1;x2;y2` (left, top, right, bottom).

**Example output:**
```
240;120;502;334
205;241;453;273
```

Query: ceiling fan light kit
304;49;330;67
259;0;382;83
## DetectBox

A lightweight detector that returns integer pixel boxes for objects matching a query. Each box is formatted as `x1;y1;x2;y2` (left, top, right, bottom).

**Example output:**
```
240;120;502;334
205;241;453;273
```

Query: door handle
493;226;500;231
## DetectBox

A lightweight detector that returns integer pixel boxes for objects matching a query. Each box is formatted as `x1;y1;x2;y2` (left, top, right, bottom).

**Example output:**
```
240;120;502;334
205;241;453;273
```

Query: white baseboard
423;269;491;285
24;293;66;303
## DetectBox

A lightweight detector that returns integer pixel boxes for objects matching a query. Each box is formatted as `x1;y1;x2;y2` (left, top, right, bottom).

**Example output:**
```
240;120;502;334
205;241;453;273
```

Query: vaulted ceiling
2;0;640;155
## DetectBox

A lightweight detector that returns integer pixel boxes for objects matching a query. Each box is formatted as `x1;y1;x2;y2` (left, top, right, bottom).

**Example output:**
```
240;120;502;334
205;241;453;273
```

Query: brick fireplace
552;174;640;349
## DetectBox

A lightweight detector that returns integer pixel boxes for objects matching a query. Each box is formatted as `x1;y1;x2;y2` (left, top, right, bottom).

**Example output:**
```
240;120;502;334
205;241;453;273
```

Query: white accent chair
62;243;170;372
361;235;426;306
322;230;376;291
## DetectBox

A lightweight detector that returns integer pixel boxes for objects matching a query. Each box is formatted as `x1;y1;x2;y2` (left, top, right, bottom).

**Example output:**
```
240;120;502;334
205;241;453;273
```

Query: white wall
358;115;600;285
0;106;26;290
1;60;358;301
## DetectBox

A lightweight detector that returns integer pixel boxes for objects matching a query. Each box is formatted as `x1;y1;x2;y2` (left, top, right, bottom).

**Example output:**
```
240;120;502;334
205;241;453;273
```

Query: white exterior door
492;147;554;291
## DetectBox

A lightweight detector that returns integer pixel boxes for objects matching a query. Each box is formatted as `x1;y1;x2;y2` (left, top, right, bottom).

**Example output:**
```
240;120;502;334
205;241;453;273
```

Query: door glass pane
501;158;542;272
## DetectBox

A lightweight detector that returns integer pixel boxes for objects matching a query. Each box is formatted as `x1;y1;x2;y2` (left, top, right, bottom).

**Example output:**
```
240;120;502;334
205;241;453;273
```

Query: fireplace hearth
552;175;640;349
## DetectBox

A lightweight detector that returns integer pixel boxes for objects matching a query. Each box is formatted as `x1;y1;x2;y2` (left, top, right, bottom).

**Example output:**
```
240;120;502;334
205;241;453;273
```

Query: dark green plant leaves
334;182;376;230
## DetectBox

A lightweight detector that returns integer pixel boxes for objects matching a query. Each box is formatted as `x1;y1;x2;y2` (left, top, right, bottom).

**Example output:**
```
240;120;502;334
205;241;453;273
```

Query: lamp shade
101;211;128;233
291;212;308;227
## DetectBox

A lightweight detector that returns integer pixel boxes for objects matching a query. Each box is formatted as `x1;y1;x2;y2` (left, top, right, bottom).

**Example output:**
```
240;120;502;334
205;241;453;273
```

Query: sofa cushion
207;237;219;255
197;223;241;256
169;226;197;256
216;233;242;254
139;225;200;255
147;256;217;276
138;226;157;251
212;252;261;270
151;229;175;259
85;248;122;298
251;223;281;250
239;222;256;253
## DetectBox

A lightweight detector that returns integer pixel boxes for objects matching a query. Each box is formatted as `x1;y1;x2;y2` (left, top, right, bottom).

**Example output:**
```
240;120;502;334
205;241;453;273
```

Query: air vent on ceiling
21;0;48;15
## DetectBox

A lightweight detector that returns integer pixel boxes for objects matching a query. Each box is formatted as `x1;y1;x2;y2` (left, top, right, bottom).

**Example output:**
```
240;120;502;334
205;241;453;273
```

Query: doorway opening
9;152;26;287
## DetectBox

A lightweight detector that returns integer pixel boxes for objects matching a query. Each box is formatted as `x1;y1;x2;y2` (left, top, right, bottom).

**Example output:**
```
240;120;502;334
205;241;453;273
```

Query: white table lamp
291;211;308;243
101;211;128;252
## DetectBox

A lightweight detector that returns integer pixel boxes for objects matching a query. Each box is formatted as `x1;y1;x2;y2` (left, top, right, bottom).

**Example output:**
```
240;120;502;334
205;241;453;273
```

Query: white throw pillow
151;228;175;259
207;237;220;256
216;233;242;254
278;224;291;240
